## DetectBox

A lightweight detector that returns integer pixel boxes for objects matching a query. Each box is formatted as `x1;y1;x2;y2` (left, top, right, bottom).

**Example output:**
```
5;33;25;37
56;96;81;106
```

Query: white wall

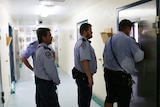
57;0;139;102
0;2;14;107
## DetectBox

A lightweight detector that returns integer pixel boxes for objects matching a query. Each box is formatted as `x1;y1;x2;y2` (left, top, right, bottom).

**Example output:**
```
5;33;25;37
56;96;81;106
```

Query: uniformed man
34;28;60;107
21;39;55;107
73;23;97;107
103;19;144;107
21;40;56;71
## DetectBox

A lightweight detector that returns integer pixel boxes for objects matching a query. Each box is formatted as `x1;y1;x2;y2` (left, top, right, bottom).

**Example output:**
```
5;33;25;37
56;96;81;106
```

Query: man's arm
53;52;56;61
81;60;93;87
21;57;33;71
43;50;60;85
130;39;144;62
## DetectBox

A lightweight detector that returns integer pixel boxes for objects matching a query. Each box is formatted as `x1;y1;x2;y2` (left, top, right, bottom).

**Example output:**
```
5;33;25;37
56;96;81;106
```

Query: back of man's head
119;19;133;31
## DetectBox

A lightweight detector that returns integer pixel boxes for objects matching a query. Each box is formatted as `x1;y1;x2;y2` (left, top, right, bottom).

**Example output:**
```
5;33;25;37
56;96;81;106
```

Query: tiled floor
7;64;101;107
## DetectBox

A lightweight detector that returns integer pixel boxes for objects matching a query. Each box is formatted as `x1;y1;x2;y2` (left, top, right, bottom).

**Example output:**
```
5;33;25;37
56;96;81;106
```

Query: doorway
8;25;15;93
0;28;4;107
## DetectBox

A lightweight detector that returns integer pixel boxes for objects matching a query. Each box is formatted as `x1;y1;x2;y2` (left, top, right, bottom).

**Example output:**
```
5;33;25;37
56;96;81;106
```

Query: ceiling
1;0;100;33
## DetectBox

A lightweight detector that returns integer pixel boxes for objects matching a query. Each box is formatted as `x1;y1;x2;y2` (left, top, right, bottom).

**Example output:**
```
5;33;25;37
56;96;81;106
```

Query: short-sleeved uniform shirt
103;31;144;74
21;40;55;67
34;43;60;85
74;36;97;74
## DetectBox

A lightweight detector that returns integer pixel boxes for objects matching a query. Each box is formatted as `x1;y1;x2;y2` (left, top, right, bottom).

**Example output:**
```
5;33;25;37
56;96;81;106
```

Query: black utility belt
104;67;132;80
72;67;87;79
104;67;129;76
35;76;54;83
104;67;134;86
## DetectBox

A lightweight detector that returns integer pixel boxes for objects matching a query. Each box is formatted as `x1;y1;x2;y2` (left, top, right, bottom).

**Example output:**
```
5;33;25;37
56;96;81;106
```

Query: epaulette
82;38;86;42
82;38;91;43
88;40;91;43
44;46;51;51
38;45;41;48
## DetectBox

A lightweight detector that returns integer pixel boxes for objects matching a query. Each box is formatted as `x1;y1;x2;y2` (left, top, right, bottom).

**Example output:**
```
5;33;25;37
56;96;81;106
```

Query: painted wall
0;2;14;107
57;0;139;102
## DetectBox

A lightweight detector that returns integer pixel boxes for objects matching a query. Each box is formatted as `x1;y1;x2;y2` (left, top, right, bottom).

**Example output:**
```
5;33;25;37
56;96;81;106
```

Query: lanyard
110;36;125;71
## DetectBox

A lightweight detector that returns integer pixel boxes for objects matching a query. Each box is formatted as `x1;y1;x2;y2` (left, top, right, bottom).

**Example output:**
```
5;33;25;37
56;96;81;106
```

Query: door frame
156;0;160;106
8;24;15;93
116;0;152;29
0;28;4;107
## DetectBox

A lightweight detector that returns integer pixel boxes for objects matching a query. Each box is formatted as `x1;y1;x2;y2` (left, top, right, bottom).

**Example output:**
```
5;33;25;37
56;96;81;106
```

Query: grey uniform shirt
21;40;55;67
21;40;39;67
34;43;60;85
103;31;144;74
74;36;97;74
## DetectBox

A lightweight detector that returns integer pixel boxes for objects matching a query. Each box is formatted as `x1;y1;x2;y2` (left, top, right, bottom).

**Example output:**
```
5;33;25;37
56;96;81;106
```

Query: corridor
7;60;101;107
0;0;159;107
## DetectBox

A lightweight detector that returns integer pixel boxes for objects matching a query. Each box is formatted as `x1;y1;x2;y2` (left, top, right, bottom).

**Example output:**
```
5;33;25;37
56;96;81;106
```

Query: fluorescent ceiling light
40;1;55;6
41;6;49;17
40;5;54;17
39;0;65;6
39;0;65;2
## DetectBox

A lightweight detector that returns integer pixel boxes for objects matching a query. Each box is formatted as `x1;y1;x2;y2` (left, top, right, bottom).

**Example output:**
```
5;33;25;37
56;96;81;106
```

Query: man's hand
81;60;93;87
88;76;93;87
21;57;34;71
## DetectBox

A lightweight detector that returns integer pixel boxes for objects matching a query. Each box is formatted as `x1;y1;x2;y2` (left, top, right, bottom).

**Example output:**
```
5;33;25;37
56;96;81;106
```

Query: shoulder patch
81;42;86;49
45;51;52;59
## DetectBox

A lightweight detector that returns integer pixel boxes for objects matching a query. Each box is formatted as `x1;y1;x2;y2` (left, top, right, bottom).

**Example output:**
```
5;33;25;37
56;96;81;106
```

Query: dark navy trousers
76;77;92;107
35;77;60;107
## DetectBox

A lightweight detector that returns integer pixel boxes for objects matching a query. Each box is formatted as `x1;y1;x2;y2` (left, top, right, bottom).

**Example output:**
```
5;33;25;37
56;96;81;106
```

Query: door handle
153;16;160;34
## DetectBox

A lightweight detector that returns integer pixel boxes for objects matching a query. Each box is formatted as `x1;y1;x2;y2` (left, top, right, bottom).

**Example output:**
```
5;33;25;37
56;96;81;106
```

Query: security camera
39;20;43;24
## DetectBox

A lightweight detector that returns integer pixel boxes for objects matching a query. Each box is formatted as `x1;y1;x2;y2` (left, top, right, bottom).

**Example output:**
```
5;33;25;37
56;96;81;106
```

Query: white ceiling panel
1;0;100;33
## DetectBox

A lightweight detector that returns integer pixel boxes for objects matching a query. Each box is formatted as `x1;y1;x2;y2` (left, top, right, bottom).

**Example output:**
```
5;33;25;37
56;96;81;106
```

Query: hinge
156;16;160;22
153;16;160;34
1;91;5;104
